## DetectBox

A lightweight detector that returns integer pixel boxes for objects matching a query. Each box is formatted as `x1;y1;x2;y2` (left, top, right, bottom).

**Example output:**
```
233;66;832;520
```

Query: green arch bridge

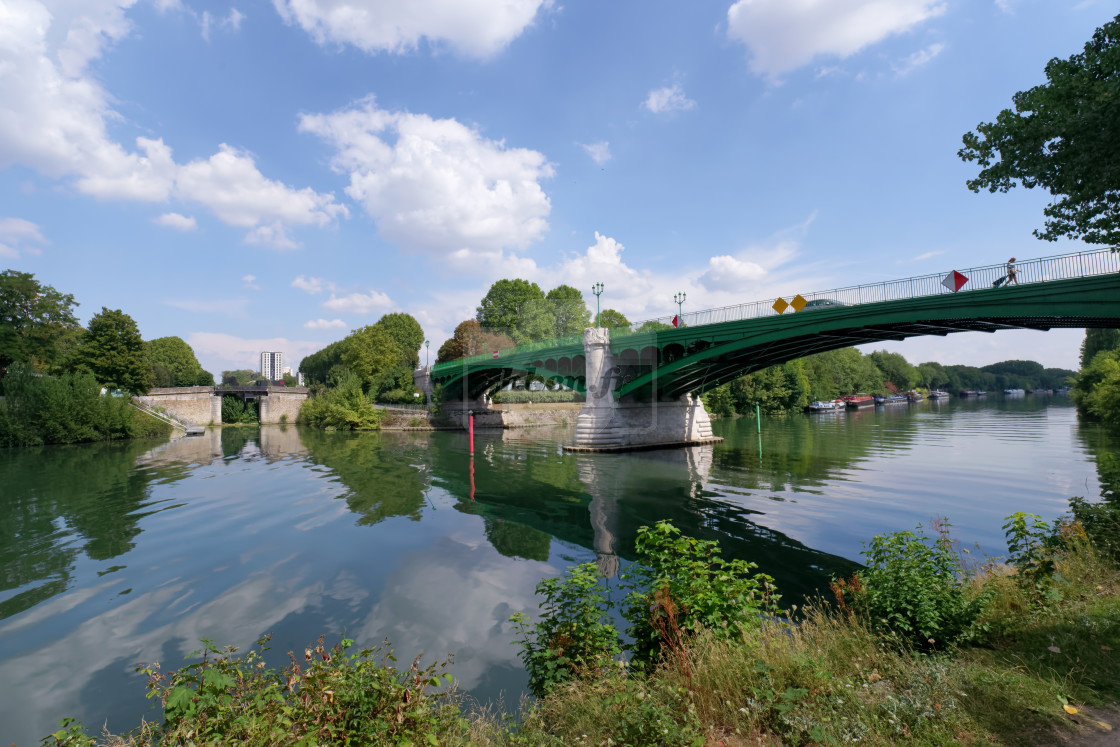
427;249;1120;451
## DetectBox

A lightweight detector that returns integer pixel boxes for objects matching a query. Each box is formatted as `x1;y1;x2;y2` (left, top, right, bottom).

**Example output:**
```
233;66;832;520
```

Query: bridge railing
432;248;1117;373
627;247;1119;331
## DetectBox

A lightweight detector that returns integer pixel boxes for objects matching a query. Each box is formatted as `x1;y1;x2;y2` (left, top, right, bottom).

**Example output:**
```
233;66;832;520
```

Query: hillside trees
959;13;1120;249
869;350;917;392
299;313;425;399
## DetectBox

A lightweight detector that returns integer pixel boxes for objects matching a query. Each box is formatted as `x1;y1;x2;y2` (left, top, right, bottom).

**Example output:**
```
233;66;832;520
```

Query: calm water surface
1;396;1117;744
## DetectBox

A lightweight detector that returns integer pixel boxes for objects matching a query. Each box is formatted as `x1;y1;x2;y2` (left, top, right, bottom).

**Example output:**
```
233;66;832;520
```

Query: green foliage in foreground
299;370;385;430
43;501;1120;746
1074;348;1120;424
0;364;169;447
835;520;992;650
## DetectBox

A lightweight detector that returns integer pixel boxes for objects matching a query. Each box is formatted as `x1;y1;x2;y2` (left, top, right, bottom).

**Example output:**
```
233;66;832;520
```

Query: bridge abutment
566;328;722;452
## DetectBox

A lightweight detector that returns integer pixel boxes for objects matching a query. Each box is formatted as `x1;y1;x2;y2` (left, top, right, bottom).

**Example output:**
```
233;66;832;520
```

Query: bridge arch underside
614;275;1120;401
433;356;586;401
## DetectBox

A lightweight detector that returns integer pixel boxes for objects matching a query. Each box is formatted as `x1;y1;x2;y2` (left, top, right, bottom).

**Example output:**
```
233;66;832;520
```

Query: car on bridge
801;298;846;310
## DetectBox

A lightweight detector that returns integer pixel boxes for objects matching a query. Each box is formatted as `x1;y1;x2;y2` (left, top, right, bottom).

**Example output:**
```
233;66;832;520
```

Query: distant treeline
702;348;1076;417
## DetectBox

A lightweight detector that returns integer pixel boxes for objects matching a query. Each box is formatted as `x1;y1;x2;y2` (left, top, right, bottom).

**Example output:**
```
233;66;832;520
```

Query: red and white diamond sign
942;270;968;293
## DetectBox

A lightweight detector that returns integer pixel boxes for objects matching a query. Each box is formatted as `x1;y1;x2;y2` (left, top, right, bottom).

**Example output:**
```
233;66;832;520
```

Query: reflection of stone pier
567;328;722;452
575;445;714;576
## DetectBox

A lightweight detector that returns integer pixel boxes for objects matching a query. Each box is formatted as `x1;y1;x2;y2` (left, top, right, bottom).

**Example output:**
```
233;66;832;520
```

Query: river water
1;396;1116;744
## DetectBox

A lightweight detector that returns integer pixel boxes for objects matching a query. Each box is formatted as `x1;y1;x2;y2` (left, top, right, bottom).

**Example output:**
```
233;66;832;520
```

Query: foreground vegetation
45;496;1120;746
0;364;170;447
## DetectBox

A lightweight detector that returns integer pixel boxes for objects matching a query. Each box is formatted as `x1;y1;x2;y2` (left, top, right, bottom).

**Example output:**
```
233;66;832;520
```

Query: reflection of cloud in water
356;531;552;691
0;558;366;745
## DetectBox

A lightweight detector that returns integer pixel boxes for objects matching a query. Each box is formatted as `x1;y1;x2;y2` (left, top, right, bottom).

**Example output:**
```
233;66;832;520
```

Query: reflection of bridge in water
428;249;1120;451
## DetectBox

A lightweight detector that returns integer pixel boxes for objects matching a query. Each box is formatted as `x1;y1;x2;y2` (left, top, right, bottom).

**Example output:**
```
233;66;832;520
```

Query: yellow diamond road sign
791;294;807;312
772;298;789;314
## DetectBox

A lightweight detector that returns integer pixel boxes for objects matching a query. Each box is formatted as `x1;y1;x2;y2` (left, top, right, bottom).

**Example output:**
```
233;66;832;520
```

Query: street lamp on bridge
592;282;604;327
425;339;430;368
674;292;686;326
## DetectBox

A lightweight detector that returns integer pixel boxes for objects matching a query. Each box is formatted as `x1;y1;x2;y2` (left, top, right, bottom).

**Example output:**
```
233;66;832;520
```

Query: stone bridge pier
566;328;722;452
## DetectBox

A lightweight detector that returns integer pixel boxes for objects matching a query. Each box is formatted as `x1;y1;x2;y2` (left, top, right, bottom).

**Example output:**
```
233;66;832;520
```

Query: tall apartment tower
260;351;283;382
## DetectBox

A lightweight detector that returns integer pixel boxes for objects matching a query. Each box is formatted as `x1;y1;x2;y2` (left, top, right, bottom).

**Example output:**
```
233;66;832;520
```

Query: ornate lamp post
425;340;430;368
592;282;604;327
674;292;686;326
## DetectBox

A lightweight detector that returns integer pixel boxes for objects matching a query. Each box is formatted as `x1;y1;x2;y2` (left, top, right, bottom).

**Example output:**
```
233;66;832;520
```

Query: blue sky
1;0;1113;377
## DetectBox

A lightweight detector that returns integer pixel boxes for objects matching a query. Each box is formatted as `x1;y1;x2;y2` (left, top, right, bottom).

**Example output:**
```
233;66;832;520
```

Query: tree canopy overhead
959;14;1120;249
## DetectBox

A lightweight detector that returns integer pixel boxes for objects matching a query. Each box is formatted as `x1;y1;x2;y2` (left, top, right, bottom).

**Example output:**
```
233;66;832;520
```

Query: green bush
1002;512;1059;604
511;563;622;697
137;635;461;745
0;363;169;447
300;369;385;430
220;395;258;424
621;522;781;668
845;520;990;650
1063;496;1120;565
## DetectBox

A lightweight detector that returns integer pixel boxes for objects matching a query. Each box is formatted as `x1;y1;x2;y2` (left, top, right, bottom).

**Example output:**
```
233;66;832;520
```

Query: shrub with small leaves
850;520;989;650
1002;512;1059;603
511;562;622;697
621;521;780;668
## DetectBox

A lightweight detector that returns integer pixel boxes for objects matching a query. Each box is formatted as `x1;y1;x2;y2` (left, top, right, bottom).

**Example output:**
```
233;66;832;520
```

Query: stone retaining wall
138;387;221;426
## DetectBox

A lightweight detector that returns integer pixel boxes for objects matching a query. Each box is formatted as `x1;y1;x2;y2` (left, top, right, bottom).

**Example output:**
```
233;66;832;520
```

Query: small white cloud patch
323;290;393;314
578;141;611;165
304;318;348;330
643;84;696;114
154;212;197;231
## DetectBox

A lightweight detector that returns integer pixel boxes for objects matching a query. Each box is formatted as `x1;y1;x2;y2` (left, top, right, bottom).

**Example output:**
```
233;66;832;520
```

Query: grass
42;510;1120;746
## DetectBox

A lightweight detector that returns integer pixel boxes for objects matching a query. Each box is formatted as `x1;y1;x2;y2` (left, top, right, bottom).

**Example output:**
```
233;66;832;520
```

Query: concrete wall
138;387;221;426
258;387;308;424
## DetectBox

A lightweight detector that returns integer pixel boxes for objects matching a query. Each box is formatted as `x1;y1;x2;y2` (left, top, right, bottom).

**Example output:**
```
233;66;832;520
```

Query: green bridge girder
430;273;1120;402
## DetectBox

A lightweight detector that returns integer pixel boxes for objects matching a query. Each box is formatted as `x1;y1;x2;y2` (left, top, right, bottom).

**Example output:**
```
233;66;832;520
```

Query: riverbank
43;497;1120;746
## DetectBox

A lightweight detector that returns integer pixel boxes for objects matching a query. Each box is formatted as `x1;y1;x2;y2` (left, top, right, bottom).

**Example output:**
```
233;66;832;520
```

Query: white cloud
0;2;344;248
304;318;348;330
642;84;696;114
322;290;393;314
0;217;47;258
272;0;550;59
698;255;769;291
893;42;944;77
154;212;197;231
300;98;553;258
912;250;944;262
187;331;325;374
726;0;946;78
201;7;245;40
242;274;260;290
578;141;611;165
291;275;337;294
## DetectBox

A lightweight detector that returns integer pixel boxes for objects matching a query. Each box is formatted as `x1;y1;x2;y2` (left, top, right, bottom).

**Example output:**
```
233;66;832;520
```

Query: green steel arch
431;266;1120;403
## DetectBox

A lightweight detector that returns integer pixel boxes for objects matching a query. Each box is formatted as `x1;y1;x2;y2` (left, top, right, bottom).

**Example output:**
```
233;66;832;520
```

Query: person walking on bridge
1005;257;1019;285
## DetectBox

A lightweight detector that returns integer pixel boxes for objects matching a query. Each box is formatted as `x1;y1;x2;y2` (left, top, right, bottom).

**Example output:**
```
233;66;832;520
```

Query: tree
959;14;1120;249
436;320;515;363
340;325;404;393
71;308;152;393
0;270;80;372
869;350;918;392
1081;329;1120;368
222;369;258;386
476;279;545;336
598;309;630;330
545;285;592;338
1073;348;1120;423
917;361;950;390
299;339;346;385
148;336;210;387
375;313;425;367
